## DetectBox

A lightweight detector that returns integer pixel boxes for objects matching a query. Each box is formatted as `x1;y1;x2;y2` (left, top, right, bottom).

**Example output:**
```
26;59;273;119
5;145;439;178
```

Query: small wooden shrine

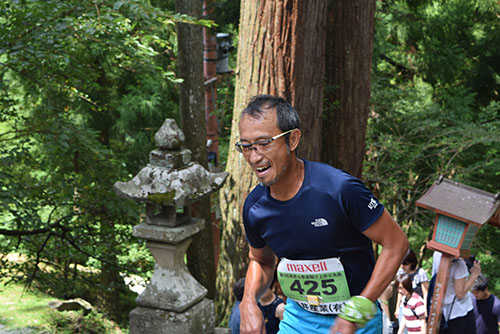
416;176;500;334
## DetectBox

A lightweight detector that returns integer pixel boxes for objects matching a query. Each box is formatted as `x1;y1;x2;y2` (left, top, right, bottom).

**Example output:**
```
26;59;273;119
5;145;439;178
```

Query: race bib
277;257;351;315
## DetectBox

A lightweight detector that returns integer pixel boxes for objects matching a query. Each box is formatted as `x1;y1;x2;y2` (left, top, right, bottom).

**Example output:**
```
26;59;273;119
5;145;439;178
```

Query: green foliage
49;310;126;334
0;0;187;320
0;282;125;333
214;0;241;32
369;0;500;293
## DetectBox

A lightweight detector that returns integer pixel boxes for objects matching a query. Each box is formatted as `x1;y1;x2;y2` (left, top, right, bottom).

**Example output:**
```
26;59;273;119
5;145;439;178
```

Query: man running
236;95;408;334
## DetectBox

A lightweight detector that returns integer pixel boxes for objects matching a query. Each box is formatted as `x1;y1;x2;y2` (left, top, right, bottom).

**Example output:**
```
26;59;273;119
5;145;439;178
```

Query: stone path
0;324;40;334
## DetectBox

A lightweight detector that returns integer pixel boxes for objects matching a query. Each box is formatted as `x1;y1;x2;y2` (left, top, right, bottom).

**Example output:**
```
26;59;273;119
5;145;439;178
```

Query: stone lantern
114;119;228;334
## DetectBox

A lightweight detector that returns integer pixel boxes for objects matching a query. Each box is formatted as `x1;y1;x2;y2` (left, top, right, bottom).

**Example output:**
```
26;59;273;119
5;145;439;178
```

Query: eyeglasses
235;128;296;153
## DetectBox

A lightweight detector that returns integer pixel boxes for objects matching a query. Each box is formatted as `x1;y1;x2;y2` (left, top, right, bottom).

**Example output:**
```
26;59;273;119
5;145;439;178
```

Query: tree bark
216;0;326;323
322;0;376;178
176;0;217;298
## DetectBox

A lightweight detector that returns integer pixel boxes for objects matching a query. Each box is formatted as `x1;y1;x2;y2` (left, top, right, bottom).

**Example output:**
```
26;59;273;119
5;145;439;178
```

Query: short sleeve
493;296;500;321
451;259;468;280
339;177;385;232
416;268;430;283
243;203;266;248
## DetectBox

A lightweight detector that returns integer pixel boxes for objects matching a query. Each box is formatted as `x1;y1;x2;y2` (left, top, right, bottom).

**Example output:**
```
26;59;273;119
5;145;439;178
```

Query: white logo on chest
311;218;329;227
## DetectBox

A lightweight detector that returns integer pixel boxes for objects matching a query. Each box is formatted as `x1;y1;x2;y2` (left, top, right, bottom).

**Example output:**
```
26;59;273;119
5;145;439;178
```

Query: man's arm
359;209;409;301
330;209;408;334
240;244;276;334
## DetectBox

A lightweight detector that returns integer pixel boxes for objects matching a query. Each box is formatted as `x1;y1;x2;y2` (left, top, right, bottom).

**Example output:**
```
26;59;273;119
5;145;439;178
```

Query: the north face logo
311;218;328;227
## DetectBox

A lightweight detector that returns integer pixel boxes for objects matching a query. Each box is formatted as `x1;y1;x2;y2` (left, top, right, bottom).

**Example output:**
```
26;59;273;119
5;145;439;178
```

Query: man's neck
269;157;304;201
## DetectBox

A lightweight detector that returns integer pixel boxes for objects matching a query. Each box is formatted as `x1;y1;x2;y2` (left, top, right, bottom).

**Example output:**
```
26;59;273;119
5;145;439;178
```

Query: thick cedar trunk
322;0;376;178
176;0;216;299
216;0;326;323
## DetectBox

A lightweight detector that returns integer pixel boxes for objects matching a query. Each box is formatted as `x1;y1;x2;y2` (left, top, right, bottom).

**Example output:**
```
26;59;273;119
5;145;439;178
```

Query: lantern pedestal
129;299;215;334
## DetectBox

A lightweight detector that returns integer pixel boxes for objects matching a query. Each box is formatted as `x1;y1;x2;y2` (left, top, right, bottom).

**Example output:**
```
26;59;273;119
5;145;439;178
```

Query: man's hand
240;299;266;334
329;317;357;334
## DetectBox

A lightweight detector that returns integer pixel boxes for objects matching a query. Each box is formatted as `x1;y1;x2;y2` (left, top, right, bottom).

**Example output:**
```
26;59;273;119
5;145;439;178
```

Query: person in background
432;251;481;334
471;274;500;334
379;281;396;334
258;284;285;334
394;249;430;333
229;277;246;334
396;273;427;334
230;275;286;334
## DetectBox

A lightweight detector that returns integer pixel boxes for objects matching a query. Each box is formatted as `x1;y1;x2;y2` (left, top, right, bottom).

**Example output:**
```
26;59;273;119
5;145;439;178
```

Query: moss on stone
147;191;176;206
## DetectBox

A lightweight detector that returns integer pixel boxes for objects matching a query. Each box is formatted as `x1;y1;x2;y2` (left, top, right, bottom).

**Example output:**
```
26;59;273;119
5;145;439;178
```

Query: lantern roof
416;176;500;227
114;119;228;207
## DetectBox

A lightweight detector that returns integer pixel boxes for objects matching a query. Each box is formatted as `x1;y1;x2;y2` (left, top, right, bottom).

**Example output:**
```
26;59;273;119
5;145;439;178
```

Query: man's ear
289;129;301;151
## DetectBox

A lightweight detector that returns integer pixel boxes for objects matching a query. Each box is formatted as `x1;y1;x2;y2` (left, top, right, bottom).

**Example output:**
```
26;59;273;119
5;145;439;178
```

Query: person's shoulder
306;160;348;177
450;258;468;277
489;294;500;315
417;267;429;280
275;295;285;305
410;292;423;301
245;184;266;205
305;160;358;188
492;293;500;305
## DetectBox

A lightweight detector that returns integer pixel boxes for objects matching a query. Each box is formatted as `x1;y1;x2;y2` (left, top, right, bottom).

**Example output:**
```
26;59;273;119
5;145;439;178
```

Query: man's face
471;289;489;300
238;110;292;187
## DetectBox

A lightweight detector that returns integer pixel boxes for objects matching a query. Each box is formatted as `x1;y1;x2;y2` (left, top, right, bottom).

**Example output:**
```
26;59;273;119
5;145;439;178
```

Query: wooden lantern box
416;176;499;334
416;176;500;257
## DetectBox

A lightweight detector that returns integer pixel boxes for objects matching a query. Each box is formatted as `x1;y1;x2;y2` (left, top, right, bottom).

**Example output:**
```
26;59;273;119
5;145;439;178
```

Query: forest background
1;0;499;331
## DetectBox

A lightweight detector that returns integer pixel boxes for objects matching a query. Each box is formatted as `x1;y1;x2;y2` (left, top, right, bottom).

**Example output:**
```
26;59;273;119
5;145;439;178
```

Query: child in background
229;275;285;334
396;273;427;334
258;284;285;334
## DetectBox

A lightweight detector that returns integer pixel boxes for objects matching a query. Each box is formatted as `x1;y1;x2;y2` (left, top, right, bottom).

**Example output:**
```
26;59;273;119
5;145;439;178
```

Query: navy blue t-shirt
243;160;385;296
472;294;500;334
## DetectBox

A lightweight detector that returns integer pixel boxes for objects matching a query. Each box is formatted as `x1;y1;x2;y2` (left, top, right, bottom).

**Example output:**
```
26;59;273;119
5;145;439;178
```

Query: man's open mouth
255;165;270;173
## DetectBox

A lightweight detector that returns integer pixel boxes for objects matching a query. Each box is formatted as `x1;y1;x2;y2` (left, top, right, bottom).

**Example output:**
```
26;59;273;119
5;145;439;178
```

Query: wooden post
427;254;453;334
203;0;219;166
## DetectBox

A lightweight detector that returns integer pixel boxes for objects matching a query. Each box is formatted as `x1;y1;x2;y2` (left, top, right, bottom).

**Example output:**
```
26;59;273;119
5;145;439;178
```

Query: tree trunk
216;0;326;323
322;0;376;178
176;0;217;299
99;219;127;322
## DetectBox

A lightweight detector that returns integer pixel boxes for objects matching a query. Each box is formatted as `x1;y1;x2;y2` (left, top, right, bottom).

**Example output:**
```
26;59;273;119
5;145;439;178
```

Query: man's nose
247;148;263;163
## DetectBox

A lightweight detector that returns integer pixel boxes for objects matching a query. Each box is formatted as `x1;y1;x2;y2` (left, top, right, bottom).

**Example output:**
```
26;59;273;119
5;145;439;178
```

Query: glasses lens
235;143;243;153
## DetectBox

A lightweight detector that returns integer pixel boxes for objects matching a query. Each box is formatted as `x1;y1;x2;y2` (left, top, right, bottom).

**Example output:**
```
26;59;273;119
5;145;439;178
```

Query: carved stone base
129;298;215;334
